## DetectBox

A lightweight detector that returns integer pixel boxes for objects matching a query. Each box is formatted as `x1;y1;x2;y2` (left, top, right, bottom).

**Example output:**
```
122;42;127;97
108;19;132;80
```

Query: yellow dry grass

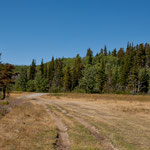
42;93;150;150
0;100;57;150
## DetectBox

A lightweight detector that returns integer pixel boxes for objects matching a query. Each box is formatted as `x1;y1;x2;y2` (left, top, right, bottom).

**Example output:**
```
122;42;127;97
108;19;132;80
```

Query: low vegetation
44;93;150;150
0;100;57;150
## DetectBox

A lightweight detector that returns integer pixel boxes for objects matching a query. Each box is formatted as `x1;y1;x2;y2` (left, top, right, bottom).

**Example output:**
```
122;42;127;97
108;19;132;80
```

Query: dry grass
0;100;57;150
47;104;103;150
1;93;150;150
10;91;33;98
42;93;150;150
42;93;150;102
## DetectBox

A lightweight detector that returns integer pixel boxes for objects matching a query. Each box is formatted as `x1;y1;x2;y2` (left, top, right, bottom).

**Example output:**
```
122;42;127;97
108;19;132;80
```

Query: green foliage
104;45;107;56
86;48;93;65
26;80;36;92
72;54;83;89
95;61;106;93
128;66;139;94
139;69;149;93
35;72;49;92
29;59;36;80
40;59;44;76
0;63;15;99
48;57;55;86
135;44;146;67
13;42;150;94
64;66;72;91
15;67;28;91
52;58;64;88
79;65;97;93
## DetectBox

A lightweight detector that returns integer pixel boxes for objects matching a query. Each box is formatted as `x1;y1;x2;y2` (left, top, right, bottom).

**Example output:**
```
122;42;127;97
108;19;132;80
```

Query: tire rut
54;104;118;150
45;106;71;150
32;98;71;150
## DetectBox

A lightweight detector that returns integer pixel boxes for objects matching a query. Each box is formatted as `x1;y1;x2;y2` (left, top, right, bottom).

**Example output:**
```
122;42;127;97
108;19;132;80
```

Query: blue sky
0;0;150;65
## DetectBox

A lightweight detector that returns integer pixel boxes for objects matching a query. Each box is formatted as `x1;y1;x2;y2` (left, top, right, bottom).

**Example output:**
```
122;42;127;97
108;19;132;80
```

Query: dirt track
28;93;150;150
25;93;119;150
1;93;150;150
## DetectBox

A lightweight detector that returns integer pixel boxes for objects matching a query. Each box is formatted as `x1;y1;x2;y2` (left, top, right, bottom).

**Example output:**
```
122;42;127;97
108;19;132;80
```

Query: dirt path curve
23;93;71;150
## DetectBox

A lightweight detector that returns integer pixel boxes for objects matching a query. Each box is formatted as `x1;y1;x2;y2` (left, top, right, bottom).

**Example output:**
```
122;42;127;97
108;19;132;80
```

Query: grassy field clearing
42;93;150;150
0;93;150;150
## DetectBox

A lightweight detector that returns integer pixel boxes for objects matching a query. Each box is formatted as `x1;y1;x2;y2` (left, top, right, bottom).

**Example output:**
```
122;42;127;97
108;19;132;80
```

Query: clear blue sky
0;0;150;65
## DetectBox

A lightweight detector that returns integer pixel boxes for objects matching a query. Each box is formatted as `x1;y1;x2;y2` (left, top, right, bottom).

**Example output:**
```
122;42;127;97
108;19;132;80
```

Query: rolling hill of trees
10;43;150;94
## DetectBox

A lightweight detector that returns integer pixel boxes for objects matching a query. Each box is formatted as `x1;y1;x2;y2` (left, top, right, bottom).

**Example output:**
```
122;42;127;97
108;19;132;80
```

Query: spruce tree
40;59;44;76
48;57;55;86
52;58;64;88
86;48;93;65
104;45;107;56
117;48;125;65
119;46;135;89
139;69;149;93
112;49;117;57
44;63;48;79
128;66;139;94
145;43;150;68
96;61;106;93
29;59;36;80
72;54;83;89
64;66;72;91
135;44;146;67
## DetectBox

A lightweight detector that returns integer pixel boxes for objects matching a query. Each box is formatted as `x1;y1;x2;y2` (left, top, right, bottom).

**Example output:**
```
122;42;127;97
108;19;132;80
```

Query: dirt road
28;93;118;150
1;93;150;150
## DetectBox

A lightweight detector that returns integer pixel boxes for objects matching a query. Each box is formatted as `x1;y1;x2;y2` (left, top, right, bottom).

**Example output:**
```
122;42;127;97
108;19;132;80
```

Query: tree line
14;42;150;94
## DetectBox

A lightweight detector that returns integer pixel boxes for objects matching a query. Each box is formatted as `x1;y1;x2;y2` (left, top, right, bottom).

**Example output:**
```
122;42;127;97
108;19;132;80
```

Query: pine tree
135;44;146;67
29;59;36;80
104;45;107;56
117;48;125;65
72;54;83;89
48;57;55;86
64;66;72;91
40;59;44;76
139;69;149;93
119;46;135;89
44;63;48;79
128;66;139;94
52;58;64;88
112;49;117;57
96;61;106;93
86;48;93;65
145;43;150;68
